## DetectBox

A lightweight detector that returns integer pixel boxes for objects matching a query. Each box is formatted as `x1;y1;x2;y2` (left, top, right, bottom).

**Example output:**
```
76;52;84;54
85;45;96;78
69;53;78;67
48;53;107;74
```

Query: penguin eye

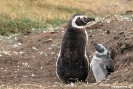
79;16;87;20
95;46;104;53
75;16;87;26
79;16;83;20
80;17;87;20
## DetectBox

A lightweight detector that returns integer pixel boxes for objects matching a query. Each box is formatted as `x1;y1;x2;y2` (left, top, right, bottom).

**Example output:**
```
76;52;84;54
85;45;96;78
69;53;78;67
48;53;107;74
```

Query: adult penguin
56;13;95;84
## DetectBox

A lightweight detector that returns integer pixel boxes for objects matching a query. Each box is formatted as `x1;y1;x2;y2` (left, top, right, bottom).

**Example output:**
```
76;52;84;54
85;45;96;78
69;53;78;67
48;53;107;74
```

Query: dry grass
0;0;133;34
0;0;133;20
0;0;132;34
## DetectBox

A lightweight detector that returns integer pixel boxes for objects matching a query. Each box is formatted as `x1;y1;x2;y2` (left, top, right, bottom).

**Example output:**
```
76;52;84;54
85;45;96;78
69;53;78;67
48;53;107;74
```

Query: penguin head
91;41;110;56
68;13;95;28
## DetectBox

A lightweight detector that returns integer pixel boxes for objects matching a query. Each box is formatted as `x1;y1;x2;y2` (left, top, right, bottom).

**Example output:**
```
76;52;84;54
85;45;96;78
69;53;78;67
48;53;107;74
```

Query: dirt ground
0;15;133;89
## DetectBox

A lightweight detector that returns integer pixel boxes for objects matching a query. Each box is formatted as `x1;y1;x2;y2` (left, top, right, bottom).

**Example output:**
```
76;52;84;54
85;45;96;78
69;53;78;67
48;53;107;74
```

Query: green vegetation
0;17;67;35
0;0;133;35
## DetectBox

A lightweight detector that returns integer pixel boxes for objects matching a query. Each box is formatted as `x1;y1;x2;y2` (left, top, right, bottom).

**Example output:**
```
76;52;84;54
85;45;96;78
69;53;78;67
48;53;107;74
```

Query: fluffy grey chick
90;41;114;83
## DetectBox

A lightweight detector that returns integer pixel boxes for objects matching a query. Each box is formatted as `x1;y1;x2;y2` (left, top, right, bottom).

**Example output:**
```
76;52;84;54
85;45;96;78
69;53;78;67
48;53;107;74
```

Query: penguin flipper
106;65;114;72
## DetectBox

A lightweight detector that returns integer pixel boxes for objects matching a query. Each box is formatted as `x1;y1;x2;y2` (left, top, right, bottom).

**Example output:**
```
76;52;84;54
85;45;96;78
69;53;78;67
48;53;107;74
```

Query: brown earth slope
0;16;133;89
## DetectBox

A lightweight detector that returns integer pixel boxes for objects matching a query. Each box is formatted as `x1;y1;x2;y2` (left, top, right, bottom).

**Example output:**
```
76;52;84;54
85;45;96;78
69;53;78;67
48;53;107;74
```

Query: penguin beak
85;17;95;23
91;41;104;52
91;41;98;47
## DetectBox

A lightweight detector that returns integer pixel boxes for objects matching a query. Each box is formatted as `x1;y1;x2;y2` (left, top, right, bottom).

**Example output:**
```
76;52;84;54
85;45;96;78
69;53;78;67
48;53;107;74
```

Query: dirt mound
0;18;133;88
87;20;133;84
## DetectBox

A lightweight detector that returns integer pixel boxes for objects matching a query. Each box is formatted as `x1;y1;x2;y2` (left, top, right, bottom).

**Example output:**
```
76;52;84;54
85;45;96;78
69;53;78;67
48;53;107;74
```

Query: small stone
119;31;124;34
106;30;110;34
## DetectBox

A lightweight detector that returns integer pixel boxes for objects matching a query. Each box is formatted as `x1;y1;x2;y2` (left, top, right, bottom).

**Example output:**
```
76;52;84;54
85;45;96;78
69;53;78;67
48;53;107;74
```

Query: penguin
56;13;95;84
90;41;114;83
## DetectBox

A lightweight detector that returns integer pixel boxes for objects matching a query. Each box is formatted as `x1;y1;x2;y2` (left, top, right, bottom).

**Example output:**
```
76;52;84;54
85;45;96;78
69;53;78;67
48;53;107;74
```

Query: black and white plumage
90;41;114;83
56;13;95;84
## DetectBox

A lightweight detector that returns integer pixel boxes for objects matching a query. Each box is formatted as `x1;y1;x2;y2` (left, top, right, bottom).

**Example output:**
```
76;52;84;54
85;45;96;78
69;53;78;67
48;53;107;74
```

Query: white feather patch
71;16;86;28
56;50;61;80
85;30;89;64
96;44;108;55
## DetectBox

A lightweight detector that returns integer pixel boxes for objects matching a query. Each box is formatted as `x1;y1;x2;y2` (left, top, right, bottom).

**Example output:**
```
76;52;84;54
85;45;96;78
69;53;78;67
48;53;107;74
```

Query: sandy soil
0;15;133;89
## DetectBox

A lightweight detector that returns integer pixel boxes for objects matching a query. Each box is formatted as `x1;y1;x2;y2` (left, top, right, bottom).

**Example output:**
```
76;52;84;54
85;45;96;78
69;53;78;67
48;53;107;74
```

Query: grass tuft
0;18;67;35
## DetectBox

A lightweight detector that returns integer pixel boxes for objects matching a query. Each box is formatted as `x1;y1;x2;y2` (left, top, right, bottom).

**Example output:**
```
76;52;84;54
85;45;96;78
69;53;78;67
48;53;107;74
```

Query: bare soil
0;16;133;89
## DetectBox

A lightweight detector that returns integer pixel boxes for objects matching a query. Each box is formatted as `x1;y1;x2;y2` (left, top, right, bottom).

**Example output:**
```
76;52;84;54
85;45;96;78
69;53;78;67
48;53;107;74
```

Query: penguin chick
56;13;95;84
90;41;114;83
